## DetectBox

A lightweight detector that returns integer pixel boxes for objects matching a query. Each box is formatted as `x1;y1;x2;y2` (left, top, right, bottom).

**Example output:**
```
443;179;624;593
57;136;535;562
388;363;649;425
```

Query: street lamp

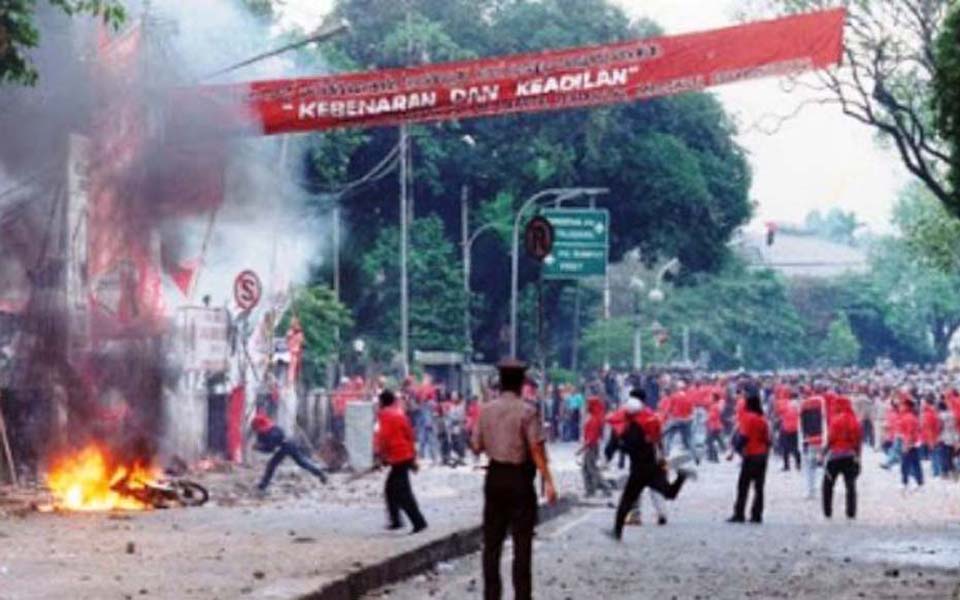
204;19;351;80
630;276;645;371
508;187;608;358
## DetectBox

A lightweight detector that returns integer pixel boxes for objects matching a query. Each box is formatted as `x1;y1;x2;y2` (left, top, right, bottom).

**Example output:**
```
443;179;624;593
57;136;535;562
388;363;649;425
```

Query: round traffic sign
524;216;555;262
234;270;262;311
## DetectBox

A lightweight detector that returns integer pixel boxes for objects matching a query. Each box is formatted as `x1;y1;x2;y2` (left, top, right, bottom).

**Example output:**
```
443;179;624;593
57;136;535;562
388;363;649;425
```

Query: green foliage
892;182;960;273
581;263;809;371
782;208;861;245
311;0;752;362
934;4;960;211
356;215;467;363
818;312;861;367
0;0;125;85
278;285;354;385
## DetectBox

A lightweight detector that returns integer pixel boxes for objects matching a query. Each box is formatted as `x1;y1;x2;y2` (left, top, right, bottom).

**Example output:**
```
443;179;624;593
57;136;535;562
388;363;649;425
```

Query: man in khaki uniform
472;359;557;600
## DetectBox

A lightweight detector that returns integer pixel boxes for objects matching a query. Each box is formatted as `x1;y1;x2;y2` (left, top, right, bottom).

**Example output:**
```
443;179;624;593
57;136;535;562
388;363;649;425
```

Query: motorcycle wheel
174;480;210;507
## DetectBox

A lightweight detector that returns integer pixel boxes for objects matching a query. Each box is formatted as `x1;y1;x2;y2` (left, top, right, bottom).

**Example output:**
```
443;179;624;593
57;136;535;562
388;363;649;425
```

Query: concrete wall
161;372;208;463
345;401;375;471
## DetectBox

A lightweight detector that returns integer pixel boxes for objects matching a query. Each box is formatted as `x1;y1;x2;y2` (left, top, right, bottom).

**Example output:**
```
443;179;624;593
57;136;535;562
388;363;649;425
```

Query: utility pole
461;184;471;365
398;3;413;378
399;125;410;378
332;203;341;381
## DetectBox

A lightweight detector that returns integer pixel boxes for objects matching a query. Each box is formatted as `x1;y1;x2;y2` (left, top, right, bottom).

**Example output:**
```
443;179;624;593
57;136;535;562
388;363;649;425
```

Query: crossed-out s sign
234;270;262;311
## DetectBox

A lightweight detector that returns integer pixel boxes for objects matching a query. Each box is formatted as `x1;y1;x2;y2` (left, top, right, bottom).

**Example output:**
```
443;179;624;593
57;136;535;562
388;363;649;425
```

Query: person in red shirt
780;398;801;472
663;385;698;463
898;398;924;489
376;389;428;534
822;396;862;519
705;395;726;463
728;387;771;524
921;397;942;472
800;392;826;499
579;397;612;498
611;389;693;540
251;413;328;492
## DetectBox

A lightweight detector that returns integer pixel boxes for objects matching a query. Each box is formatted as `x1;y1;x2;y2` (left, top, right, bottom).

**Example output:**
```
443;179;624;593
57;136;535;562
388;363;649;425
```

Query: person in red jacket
705;395;726;463
377;389;428;534
822;396;862;519
728;388;771;524
580;396;612;498
898;398;924;489
780;398;801;472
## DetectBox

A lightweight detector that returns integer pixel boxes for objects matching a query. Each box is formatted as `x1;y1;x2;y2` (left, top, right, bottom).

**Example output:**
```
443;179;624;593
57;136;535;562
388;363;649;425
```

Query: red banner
190;8;845;136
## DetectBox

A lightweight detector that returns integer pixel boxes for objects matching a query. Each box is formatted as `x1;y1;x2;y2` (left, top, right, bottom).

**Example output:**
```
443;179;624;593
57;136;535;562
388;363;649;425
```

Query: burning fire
46;445;159;511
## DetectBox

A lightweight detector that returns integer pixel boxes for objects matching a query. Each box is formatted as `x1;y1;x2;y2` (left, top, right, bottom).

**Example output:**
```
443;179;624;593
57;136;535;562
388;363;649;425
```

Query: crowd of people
563;364;960;526
247;362;960;599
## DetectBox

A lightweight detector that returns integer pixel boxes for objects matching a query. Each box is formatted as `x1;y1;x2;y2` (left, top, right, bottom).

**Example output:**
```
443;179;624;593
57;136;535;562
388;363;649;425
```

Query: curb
301;496;576;600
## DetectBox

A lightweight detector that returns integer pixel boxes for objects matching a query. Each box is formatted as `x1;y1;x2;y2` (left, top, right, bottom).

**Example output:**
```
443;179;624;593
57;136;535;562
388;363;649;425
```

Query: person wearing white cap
610;390;694;540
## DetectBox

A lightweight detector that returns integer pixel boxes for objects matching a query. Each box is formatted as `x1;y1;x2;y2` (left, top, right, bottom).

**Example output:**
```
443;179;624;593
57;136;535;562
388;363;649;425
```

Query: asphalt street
367;451;960;599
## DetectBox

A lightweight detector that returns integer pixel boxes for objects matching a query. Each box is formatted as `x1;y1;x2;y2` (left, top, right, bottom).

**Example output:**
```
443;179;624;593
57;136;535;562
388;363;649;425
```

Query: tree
581;262;810;371
312;0;753;361
356;215;467;364
279;285;353;360
1;0;125;85
933;4;960;212
868;234;960;362
278;285;354;386
819;312;861;367
745;0;956;212
892;182;960;273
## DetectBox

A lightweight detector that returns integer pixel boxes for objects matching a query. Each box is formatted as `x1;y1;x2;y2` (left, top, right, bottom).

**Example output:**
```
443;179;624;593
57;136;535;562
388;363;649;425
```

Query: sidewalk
0;443;587;600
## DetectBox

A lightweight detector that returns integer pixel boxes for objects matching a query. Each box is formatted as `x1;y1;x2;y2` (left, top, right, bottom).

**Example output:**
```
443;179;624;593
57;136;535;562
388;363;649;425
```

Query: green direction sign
541;209;609;279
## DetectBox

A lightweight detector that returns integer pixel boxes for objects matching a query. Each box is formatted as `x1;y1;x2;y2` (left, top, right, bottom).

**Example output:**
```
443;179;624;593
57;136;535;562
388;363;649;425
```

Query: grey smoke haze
0;0;334;467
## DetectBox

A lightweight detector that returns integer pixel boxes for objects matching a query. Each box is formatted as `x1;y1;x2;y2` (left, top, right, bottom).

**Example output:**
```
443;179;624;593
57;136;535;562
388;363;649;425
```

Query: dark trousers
603;435;627;469
385;462;427;530
861;419;875;449
705;430;726;462
258;441;326;490
901;447;924;487
614;463;686;538
482;462;537;600
822;456;859;518
733;455;767;522
781;432;800;470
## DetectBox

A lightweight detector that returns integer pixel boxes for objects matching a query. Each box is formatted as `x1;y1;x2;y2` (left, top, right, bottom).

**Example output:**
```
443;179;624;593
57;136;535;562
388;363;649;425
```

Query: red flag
165;258;200;297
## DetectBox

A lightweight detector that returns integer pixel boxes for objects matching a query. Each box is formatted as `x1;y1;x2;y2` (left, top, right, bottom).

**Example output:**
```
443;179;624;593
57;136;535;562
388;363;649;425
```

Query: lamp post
509;187;608;358
629;276;645;371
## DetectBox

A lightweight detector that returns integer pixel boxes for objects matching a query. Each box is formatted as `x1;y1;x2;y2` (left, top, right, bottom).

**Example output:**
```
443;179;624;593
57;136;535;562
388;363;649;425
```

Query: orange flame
46;445;158;511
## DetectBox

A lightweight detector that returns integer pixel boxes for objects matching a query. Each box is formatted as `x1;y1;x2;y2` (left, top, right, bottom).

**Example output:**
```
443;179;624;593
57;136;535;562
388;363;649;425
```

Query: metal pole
333;204;341;381
683;325;690;365
633;303;642;372
571;281;581;373
509;188;608;358
509;189;567;358
461;185;471;363
399;125;410;377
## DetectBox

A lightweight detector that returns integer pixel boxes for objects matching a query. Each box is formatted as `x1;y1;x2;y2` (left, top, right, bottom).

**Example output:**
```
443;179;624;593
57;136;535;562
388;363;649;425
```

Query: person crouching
251;413;327;492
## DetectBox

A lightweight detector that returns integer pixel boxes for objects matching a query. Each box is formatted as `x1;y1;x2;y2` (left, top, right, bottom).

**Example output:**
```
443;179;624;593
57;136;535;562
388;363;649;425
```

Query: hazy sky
279;0;909;232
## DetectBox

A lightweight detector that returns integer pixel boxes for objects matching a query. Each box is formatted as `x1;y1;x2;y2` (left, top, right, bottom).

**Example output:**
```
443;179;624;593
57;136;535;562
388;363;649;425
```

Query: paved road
367;451;960;599
0;445;585;600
